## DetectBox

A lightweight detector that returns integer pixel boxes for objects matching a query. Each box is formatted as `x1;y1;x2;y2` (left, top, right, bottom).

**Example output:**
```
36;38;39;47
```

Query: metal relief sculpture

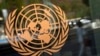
5;4;69;56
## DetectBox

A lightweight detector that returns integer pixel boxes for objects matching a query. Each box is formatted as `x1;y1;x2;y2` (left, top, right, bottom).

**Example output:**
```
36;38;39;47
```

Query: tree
51;0;90;19
82;0;89;6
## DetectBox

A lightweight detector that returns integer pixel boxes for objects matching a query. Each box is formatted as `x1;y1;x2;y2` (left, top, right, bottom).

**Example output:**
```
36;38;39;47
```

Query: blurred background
0;0;100;56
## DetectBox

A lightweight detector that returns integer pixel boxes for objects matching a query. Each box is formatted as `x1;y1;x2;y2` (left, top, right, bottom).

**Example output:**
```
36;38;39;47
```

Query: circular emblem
5;4;69;56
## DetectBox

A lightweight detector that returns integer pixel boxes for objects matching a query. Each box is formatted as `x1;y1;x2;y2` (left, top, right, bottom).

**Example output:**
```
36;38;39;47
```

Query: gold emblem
5;4;69;56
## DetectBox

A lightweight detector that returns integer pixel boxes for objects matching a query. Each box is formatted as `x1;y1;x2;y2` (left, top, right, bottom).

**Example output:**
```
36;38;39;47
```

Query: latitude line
49;34;56;40
50;23;59;26
20;13;32;22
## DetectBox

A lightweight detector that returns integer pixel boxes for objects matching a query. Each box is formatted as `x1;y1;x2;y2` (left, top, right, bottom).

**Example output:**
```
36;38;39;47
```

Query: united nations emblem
5;4;69;56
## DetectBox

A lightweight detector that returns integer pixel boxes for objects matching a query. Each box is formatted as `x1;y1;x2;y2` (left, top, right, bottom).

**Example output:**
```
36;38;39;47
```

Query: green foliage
0;0;90;19
28;0;41;4
51;0;90;19
0;0;41;11
0;0;25;11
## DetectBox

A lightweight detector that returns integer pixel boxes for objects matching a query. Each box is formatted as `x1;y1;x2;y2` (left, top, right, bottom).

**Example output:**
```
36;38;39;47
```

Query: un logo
5;4;69;56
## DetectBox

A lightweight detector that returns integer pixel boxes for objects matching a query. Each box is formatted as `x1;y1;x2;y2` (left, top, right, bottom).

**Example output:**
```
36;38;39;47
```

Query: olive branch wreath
5;9;37;56
5;5;69;56
44;5;69;55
